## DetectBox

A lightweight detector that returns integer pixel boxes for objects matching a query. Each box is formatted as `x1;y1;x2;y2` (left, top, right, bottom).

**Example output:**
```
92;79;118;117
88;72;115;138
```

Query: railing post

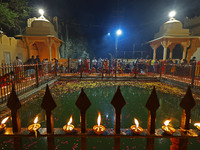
134;62;137;78
7;84;22;150
80;61;83;79
191;63;196;88
102;67;104;80
111;86;126;150
35;64;39;87
68;58;70;73
160;63;162;78
115;60;117;79
76;88;91;150
171;86;195;150
41;84;57;150
54;62;57;77
146;86;160;150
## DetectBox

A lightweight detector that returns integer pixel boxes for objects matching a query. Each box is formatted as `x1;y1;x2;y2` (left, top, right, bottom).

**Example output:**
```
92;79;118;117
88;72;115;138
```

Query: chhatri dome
25;13;58;37
20;10;61;61
154;18;190;39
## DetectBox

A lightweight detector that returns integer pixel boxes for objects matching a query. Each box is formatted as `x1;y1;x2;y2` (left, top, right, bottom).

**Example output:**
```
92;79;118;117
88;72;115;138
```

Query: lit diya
93;112;105;135
0;117;9;132
162;119;176;135
194;123;200;130
63;115;74;133
27;116;41;132
130;118;143;134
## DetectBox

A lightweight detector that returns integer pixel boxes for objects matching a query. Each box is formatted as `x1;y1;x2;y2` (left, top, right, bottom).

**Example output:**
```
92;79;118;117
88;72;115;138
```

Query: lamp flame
134;118;139;128
34;116;38;124
164;120;171;126
67;115;72;125
1;117;9;124
194;123;200;127
97;112;101;126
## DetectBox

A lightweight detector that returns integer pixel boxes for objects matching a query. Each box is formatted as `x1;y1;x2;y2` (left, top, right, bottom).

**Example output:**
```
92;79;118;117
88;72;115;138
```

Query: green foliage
0;3;18;29
0;0;32;35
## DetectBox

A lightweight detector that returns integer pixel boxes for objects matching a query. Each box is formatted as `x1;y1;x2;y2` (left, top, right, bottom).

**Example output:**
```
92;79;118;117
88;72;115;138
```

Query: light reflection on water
1;84;200;150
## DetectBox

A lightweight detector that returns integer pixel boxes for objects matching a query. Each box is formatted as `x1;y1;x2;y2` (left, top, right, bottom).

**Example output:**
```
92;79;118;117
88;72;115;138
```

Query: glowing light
164;120;171;126
116;29;122;36
34;116;38;124
1;117;9;124
67;115;73;125
39;9;44;16
169;11;176;18
134;118;139;128
107;33;111;36
97;112;101;126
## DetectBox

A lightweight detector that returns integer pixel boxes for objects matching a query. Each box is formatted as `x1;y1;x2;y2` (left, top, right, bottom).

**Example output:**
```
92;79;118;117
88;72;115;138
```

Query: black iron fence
0;62;56;104
1;84;198;150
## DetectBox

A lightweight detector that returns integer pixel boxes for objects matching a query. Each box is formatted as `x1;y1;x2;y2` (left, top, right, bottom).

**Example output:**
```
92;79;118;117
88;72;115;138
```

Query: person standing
78;57;82;72
92;57;97;69
84;57;89;73
14;56;23;81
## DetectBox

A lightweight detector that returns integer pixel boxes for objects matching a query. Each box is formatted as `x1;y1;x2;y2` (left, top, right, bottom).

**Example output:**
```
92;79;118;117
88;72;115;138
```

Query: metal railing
1;84;198;150
0;62;56;104
57;59;200;87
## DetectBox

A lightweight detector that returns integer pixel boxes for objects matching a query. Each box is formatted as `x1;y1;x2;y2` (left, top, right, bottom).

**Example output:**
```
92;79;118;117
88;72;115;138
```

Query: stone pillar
161;41;171;60
153;49;156;60
169;44;175;59
181;41;190;60
150;44;159;60
48;38;53;61
169;49;173;59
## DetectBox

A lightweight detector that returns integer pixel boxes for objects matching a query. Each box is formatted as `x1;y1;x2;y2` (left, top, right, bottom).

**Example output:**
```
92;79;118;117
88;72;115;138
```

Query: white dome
25;18;58;37
154;18;190;38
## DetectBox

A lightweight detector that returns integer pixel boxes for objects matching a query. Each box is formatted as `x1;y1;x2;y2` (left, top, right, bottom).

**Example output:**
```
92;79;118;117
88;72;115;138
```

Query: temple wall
191;48;200;62
0;35;28;64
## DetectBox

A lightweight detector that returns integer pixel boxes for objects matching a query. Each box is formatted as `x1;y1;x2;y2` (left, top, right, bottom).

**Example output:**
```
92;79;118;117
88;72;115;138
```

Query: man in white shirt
91;57;97;69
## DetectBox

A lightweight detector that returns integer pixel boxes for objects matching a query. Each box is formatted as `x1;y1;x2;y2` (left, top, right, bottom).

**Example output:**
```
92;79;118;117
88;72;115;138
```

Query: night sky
30;0;200;58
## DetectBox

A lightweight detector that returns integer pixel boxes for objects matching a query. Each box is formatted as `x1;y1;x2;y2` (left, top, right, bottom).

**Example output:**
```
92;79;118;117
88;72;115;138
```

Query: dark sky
31;0;200;57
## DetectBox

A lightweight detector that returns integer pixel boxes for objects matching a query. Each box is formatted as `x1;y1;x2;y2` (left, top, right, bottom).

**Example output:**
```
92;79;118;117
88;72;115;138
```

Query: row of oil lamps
1;113;200;135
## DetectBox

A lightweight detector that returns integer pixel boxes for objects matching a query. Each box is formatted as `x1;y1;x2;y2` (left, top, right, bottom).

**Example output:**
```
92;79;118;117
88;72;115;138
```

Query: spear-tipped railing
0;84;198;150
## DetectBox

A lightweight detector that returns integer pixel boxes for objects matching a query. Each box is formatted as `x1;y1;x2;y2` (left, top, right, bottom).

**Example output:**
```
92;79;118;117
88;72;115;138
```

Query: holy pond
1;81;200;150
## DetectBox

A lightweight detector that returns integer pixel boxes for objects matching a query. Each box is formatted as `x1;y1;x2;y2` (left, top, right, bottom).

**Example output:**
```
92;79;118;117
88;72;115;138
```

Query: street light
116;29;122;36
115;29;122;58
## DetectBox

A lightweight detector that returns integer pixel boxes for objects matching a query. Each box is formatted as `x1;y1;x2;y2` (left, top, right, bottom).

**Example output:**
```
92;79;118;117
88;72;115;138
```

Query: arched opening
167;48;170;59
172;44;183;59
156;45;163;60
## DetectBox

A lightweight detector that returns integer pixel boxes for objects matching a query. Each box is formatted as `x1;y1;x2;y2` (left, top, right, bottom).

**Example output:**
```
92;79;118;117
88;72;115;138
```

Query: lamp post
115;29;122;58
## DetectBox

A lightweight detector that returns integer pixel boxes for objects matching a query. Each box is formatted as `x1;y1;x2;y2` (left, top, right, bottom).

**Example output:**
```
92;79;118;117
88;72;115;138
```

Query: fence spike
146;86;160;112
76;88;91;133
7;83;21;132
41;84;56;133
111;86;126;134
146;86;160;150
41;84;57;112
180;86;195;113
176;86;196;150
41;84;56;150
7;84;22;150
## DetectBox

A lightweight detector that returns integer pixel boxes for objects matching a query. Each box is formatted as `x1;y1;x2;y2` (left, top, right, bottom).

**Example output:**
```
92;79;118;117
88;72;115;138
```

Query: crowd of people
57;57;200;76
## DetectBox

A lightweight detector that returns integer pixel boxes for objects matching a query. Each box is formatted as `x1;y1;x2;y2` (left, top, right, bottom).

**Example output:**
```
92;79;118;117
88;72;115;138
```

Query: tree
0;3;18;30
0;0;32;35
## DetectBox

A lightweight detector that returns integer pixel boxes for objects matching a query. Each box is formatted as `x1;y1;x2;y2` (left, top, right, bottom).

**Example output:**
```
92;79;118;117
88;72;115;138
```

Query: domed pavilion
18;14;62;62
149;14;200;62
